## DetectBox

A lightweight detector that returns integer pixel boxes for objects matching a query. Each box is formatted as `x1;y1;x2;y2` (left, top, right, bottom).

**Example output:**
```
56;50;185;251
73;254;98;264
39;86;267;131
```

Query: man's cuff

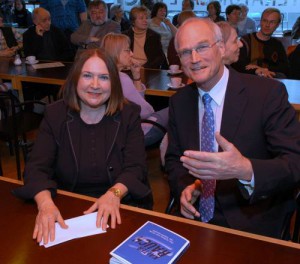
239;173;255;195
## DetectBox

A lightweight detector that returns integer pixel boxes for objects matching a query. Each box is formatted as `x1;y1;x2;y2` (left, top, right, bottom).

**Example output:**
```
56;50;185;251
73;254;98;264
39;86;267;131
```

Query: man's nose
191;49;201;62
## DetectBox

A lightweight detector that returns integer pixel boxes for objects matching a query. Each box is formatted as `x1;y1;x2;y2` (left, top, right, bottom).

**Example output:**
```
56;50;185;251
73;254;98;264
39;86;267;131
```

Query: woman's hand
130;58;142;80
33;190;68;245
254;67;276;78
84;191;121;231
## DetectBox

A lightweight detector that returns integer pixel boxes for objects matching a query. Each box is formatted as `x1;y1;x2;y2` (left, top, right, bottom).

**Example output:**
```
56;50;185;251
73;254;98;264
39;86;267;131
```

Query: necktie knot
202;93;212;106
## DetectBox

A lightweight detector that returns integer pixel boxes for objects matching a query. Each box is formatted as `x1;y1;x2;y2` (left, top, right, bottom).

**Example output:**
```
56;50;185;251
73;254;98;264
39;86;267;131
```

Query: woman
216;21;243;65
123;6;167;69
207;1;225;23
102;33;168;146
14;49;153;245
148;2;177;56
12;0;33;28
110;4;130;32
0;12;22;57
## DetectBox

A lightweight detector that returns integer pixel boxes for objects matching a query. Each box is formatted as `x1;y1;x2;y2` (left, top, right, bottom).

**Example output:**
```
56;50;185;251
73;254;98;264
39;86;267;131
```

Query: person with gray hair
71;0;120;50
217;21;243;65
110;4;130;32
165;17;300;239
237;4;256;37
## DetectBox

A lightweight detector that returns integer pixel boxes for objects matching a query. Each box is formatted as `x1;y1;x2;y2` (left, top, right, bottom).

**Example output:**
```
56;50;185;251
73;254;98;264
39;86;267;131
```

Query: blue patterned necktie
199;93;216;222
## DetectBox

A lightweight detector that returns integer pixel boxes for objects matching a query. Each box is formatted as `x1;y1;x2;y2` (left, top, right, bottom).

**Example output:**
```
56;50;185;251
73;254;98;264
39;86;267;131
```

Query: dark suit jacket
14;100;153;208
123;27;168;69
165;68;300;238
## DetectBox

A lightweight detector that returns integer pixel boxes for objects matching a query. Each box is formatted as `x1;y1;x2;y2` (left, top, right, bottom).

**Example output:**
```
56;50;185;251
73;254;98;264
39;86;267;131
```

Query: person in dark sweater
12;0;33;28
232;8;289;78
23;7;74;61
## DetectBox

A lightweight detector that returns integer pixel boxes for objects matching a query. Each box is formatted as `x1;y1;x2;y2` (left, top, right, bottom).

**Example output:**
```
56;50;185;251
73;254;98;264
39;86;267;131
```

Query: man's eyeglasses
177;40;220;61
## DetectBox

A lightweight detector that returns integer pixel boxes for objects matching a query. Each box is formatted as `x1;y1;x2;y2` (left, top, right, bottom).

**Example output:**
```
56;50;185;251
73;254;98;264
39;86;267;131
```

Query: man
237;4;256;37
172;0;194;27
225;4;241;31
71;0;120;50
40;0;87;35
165;17;300;239
232;8;289;78
23;7;74;61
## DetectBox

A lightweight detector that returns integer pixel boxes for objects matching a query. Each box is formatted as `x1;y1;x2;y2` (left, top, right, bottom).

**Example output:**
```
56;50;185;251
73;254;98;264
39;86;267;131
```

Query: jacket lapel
104;113;121;161
220;68;249;144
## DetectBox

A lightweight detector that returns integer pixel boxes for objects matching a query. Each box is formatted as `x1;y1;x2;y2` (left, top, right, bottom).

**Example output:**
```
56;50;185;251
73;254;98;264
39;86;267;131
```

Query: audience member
148;2;177;56
237;4;256;37
288;44;300;79
291;16;300;40
23;7;74;61
12;0;33;28
165;17;300;239
167;10;196;66
40;0;87;37
225;4;241;33
207;1;225;23
232;8;289;78
110;4;130;32
71;0;120;51
172;0;194;27
0;12;22;57
123;6;167;69
1;0;14;24
217;21;243;65
14;48;153;245
102;33;168;146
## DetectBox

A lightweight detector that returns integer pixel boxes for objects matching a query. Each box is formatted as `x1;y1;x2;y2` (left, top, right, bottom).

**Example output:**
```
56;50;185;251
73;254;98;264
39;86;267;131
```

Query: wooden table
1;176;300;264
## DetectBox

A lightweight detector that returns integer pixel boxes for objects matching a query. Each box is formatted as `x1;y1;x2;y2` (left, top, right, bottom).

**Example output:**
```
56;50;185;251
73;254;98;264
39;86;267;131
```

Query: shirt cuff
239;173;255;195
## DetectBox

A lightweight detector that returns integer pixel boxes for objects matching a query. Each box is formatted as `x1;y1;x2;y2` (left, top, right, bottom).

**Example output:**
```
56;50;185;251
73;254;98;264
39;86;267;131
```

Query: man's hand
180;180;202;219
35;25;45;36
180;132;253;181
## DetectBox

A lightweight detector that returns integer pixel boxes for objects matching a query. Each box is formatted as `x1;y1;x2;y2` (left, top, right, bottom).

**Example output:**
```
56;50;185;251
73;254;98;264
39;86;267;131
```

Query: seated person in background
23;7;74;61
167;10;196;66
172;0;194;27
71;0;120;51
291;16;300;40
102;33;168;146
12;0;33;28
217;21;243;65
0;12;22;57
123;6;167;69
288;44;300;80
165;17;300;239
14;48;153;245
237;4;256;37
232;8;289;78
148;2;177;56
207;1;225;23
225;5;241;34
40;0;87;38
110;4;130;32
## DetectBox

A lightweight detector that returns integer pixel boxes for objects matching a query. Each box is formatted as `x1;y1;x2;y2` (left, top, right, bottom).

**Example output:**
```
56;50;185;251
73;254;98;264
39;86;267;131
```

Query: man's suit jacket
71;19;121;49
14;100;153;208
165;68;300;238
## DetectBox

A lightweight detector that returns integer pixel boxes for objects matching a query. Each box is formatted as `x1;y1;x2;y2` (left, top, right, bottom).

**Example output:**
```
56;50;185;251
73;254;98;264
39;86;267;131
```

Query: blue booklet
110;221;190;264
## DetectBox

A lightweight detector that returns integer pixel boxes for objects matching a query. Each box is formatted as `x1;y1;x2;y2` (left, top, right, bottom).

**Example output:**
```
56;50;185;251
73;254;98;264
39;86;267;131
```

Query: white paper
40;212;108;248
31;62;65;69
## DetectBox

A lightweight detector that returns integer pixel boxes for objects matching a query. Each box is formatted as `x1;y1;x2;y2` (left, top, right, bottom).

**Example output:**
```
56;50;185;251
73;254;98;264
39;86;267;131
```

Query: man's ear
218;40;226;58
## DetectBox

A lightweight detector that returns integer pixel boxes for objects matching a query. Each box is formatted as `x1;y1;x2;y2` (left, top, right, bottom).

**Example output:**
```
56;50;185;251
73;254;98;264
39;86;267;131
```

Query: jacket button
109;166;113;171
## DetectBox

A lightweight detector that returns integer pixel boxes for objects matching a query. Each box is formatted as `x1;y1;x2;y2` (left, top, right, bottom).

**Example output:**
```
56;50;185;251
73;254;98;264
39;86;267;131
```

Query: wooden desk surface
1;177;300;264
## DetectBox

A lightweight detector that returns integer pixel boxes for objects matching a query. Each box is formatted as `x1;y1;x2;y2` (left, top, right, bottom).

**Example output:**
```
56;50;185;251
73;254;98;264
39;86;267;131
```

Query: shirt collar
198;66;229;106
